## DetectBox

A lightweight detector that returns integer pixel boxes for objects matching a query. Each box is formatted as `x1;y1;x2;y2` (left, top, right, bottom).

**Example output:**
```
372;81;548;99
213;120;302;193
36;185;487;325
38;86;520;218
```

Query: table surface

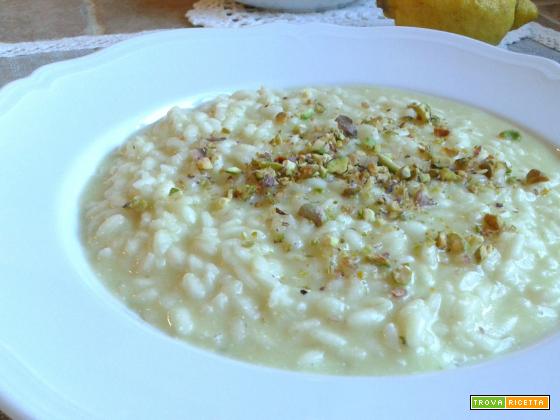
2;0;560;88
1;1;560;419
0;0;559;42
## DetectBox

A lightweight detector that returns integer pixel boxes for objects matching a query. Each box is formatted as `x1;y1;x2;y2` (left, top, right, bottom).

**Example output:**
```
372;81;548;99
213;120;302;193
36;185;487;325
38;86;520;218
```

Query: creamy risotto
82;86;560;375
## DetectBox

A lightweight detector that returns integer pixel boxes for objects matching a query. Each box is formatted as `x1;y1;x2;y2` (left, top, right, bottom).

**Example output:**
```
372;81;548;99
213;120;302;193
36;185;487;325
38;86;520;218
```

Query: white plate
1;24;559;420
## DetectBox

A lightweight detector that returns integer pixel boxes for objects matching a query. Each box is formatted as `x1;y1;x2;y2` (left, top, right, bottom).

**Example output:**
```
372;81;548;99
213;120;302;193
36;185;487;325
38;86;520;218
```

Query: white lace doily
0;31;158;58
501;22;560;51
1;19;560;59
187;0;393;28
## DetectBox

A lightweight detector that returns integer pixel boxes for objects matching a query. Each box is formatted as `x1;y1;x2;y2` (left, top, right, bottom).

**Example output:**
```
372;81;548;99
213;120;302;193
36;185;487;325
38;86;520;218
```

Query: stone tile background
0;0;196;42
536;0;560;30
0;0;559;42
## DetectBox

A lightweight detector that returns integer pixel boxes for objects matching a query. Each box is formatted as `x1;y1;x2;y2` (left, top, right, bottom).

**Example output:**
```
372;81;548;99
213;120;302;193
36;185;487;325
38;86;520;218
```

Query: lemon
380;0;538;45
514;0;539;29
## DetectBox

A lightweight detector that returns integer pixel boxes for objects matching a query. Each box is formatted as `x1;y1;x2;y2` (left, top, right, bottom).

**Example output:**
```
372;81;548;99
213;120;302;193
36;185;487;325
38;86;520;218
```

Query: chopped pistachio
270;133;282;146
272;233;285;243
314;102;326;114
257;161;283;171
210;197;230;211
282;159;297;176
454;157;470;171
365;253;391;267
467;234;485;249
446;233;465;254
442;147;459;157
525;169;550;185
300;109;315;120
342;183;360;197
275;111;288;124
298;203;327;227
474;243;494;263
498;130;521;141
224;166;242;175
326;156;349;174
382;129;398;138
361;137;377;150
435;232;447;250
414;188;435;207
434;127;450;138
241;231;259;248
242;240;256;248
408;103;432;125
467;178;482;193
439;168;461;182
335;115;358;138
418;172;431;184
482;214;503;235
323;234;340;247
432;156;452;168
196;157;213;171
233;184;257;201
311;140;328;154
391;264;414;285
478;158;503;179
376;153;400;174
292;125;303;135
123;196;149;211
259;173;278;188
168;187;182;196
254;168;275;180
399;165;412;179
358;208;376;223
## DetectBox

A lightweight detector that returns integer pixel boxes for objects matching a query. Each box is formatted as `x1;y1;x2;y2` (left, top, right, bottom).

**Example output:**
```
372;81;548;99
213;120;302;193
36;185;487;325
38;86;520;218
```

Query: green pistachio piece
326;157;349;174
300;109;315;120
361;137;377;150
474;243;494;263
233;184;257;201
196;157;213;171
365;253;391;267
498;130;521;141
399;165;412;179
525;169;550;185
358;208;376;222
123;196;149;211
377;153;400;174
210;197;231;211
439;168;462;182
435;232;447;250
311;140;328;154
224;166;242;175
168;187;182;196
282;160;297;176
314;102;326;113
482;214;503;235
408;102;432;125
446;233;465;254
